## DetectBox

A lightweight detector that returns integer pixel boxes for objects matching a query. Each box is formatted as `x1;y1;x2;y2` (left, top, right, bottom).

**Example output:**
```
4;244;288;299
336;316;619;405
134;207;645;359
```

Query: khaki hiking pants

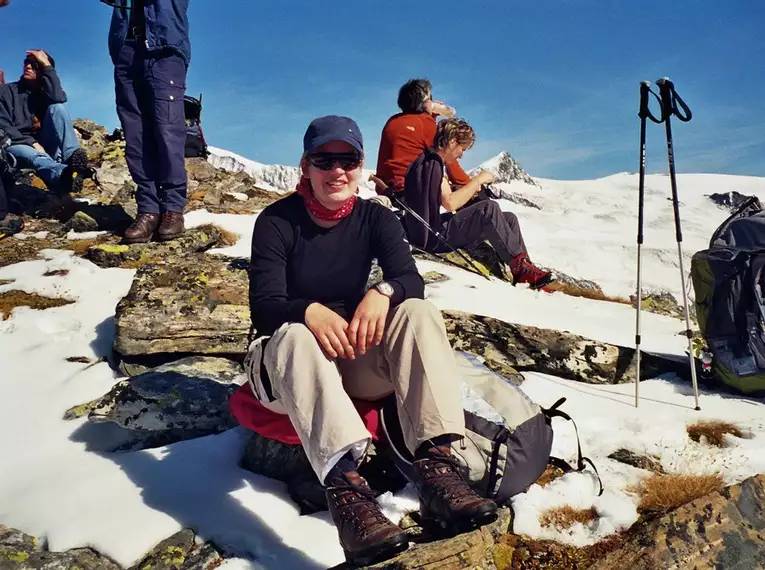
255;299;465;484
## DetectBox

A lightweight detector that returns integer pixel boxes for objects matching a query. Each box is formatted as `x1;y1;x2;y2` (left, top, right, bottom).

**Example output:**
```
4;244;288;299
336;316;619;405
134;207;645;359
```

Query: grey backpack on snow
381;352;603;504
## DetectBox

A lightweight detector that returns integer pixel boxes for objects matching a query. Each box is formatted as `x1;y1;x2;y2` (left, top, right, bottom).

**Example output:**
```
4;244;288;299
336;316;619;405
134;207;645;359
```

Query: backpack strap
486;426;510;499
543;399;604;496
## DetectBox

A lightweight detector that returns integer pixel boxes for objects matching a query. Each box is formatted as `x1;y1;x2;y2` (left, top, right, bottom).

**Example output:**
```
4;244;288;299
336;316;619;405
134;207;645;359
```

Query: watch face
377;282;394;297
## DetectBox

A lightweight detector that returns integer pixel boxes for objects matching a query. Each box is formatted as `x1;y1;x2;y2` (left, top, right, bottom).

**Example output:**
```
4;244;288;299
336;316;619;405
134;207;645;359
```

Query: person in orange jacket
376;78;472;195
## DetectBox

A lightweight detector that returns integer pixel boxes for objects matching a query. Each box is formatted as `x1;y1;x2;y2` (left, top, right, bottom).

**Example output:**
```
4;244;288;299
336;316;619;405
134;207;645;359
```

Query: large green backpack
691;197;765;394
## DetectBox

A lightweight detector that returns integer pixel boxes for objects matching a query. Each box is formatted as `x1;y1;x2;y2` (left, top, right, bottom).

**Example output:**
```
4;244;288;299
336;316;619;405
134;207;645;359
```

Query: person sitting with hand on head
0;50;90;194
375;78;472;197
247;115;497;566
404;117;553;290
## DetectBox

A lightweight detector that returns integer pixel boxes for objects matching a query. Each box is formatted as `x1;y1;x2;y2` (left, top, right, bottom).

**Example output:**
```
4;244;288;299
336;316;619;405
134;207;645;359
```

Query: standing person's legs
115;42;161;215
6;144;65;189
115;41;162;242
37;103;81;163
146;53;187;240
442;200;524;264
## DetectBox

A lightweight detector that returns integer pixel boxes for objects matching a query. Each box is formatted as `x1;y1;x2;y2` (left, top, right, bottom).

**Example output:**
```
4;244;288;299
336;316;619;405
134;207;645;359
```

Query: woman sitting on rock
247;115;497;566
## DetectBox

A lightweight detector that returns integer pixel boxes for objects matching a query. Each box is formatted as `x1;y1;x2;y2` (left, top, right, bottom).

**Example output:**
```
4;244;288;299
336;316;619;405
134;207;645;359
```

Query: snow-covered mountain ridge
208;147;765;301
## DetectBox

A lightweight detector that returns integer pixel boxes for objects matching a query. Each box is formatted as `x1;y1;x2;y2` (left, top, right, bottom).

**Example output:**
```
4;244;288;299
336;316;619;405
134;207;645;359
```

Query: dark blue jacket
0;69;67;146
109;0;191;66
403;147;446;251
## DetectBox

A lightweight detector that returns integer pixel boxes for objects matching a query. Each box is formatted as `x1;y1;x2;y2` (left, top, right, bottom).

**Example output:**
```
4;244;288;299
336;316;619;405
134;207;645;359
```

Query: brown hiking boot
412;446;498;532
326;471;409;565
123;213;160;244
510;253;554;290
156;211;185;241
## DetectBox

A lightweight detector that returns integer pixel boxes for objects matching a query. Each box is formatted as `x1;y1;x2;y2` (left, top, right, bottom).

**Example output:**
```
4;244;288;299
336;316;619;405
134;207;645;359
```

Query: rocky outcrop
127;529;223;570
443;310;683;385
65;356;243;452
607;449;665;474
589;473;765;570
114;255;250;356
708;190;754;212
361;508;513;570
86;227;224;269
0;524;119;570
0;525;222;570
414;242;509;281
630;290;695;322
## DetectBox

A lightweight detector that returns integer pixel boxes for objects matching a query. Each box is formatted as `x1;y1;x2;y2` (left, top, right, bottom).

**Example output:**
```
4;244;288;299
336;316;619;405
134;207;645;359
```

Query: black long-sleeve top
249;193;425;336
0;68;67;146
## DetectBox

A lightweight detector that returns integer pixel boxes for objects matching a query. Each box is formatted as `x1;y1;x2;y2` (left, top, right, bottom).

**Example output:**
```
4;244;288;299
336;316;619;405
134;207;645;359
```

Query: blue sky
2;0;763;180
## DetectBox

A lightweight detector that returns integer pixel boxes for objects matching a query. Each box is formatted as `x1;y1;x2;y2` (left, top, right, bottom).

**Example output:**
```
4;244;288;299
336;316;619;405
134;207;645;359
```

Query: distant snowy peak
472;151;540;188
207;146;378;197
207;147;300;194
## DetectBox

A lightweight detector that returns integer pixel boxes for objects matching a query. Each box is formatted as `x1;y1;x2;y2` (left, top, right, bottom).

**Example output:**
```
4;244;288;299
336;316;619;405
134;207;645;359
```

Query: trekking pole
390;194;492;281
656;77;700;411
634;81;663;408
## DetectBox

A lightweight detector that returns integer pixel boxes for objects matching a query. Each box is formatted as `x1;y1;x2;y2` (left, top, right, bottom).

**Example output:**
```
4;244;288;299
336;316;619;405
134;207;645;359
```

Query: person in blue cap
106;0;190;243
245;115;497;566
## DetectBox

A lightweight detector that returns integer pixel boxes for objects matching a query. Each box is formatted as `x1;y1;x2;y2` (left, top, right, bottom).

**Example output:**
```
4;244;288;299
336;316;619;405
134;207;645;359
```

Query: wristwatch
375;281;395;298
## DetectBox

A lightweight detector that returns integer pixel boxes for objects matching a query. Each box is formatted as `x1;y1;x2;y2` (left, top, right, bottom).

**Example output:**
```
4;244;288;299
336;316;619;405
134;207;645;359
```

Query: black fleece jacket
0;68;67;146
249;193;425;336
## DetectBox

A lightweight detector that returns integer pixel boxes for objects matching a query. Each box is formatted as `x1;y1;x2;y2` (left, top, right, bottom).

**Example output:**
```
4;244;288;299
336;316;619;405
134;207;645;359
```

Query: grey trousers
256;299;466;484
442;200;527;263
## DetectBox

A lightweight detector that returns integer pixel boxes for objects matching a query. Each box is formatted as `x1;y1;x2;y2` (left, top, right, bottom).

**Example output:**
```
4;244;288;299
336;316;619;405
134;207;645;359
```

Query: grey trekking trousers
441;199;527;263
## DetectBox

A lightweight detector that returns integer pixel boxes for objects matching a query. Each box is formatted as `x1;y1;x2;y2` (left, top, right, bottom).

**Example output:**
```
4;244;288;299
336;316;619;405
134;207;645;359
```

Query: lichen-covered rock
443;310;683;385
589;473;765;570
127;529;223;570
422;271;450;284
114;255;250;355
361;507;513;569
0;524;120;570
607;449;665;474
414;242;507;281
86;356;243;437
86;227;224;269
629;290;695;322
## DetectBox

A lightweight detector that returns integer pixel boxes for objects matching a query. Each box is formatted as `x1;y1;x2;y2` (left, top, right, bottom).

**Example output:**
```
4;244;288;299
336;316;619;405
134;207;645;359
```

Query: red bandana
295;177;357;222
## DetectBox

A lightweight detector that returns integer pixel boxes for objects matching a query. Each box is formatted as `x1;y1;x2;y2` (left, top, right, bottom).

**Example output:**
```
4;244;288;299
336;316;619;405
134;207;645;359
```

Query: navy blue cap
303;115;364;154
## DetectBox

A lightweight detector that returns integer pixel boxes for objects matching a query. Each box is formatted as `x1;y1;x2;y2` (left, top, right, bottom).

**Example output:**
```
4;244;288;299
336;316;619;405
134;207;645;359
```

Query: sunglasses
24;59;40;70
307;152;362;171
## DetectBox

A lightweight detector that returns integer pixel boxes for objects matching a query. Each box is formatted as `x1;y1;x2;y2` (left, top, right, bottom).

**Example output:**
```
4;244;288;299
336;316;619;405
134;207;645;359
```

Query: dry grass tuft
197;223;239;247
535;464;566;487
546;281;630;304
630;473;724;515
539;505;598;530
687;420;743;447
0;291;73;320
44;269;70;277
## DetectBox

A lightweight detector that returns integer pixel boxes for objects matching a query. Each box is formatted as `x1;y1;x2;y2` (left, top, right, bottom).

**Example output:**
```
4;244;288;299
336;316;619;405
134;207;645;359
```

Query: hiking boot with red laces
412;446;498;532
156;211;185;241
123;213;160;244
509;253;554;290
326;471;409;565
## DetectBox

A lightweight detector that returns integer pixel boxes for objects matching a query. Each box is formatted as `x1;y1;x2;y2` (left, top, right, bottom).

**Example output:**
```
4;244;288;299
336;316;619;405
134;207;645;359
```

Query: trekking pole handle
656;77;692;123
638;81;663;124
